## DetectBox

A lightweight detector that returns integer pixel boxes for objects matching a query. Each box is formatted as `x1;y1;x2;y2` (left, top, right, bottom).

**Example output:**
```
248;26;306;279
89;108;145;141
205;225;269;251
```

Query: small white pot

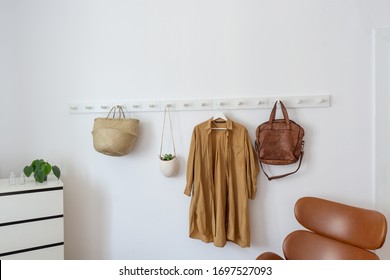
159;157;179;177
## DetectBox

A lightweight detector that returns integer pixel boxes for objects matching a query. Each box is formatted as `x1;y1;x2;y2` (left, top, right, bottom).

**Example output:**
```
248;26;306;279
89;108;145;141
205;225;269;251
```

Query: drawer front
0;217;64;255
0;245;64;260
0;190;63;223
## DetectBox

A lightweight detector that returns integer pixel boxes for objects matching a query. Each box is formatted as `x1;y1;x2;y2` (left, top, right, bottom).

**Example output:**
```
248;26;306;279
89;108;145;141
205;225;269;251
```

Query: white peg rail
68;95;330;114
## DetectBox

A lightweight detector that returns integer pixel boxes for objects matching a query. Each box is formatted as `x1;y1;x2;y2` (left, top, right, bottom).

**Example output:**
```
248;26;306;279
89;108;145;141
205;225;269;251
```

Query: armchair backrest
282;197;388;260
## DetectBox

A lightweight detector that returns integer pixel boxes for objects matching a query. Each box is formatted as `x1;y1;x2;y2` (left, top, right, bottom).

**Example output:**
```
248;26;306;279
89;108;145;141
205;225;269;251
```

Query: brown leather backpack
255;101;305;180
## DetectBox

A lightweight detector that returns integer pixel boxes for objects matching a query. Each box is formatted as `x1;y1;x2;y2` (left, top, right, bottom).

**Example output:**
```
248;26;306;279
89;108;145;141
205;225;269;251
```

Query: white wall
374;27;390;260
0;1;23;171
1;0;390;259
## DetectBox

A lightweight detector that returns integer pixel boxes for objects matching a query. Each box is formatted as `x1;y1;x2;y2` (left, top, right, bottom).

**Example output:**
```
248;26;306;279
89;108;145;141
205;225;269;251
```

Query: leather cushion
283;230;379;260
294;197;387;250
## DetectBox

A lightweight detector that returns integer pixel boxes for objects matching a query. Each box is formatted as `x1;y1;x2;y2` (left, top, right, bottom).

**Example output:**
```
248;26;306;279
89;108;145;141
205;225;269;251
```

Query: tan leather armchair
257;197;388;260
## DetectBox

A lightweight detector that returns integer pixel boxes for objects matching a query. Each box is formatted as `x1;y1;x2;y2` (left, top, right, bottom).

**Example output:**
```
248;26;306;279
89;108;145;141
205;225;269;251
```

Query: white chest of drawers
0;177;64;259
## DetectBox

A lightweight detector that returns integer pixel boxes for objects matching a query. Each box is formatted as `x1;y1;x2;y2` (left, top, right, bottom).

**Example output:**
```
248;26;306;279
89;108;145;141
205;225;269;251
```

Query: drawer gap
0;242;64;257
0;215;63;227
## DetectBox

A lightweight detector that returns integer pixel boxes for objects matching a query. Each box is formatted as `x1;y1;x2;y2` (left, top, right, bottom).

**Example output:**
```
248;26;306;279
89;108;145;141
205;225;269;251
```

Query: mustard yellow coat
184;118;259;247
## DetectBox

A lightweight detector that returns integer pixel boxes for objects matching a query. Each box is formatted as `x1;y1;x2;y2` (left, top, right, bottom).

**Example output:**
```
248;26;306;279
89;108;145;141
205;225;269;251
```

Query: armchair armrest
256;252;284;260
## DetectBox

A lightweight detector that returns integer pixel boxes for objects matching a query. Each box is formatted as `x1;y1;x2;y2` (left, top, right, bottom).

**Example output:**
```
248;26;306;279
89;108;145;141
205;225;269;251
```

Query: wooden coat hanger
212;111;227;130
212;111;227;121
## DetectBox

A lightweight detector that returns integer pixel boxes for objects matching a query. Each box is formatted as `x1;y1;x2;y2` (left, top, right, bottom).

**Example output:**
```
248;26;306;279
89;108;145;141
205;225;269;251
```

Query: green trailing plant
23;159;61;183
160;153;175;161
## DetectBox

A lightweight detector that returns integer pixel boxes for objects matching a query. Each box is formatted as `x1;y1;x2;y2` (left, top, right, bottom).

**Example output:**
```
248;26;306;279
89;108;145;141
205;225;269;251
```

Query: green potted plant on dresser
23;159;61;183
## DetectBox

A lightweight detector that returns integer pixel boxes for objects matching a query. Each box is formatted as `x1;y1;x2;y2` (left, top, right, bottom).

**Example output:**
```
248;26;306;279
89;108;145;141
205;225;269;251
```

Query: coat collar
205;118;233;131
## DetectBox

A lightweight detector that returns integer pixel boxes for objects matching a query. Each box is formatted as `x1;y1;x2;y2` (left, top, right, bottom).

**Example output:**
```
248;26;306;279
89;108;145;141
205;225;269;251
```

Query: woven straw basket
92;106;139;156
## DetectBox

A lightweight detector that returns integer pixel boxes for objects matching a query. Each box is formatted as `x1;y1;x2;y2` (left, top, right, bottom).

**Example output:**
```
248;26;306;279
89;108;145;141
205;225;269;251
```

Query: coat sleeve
245;128;260;199
184;127;196;196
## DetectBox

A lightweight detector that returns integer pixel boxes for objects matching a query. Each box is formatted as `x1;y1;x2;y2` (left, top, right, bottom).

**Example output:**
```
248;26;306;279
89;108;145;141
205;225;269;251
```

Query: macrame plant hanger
159;106;179;177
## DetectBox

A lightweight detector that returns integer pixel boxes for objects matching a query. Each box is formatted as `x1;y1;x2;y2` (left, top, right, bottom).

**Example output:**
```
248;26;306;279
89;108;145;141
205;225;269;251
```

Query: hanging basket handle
159;106;176;158
106;105;126;119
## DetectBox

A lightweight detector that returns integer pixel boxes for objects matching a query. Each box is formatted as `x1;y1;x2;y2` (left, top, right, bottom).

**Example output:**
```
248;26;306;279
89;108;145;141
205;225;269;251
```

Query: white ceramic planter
159;157;179;177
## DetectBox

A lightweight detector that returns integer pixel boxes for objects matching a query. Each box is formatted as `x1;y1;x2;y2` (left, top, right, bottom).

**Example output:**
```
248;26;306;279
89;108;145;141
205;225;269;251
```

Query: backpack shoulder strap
260;151;304;181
